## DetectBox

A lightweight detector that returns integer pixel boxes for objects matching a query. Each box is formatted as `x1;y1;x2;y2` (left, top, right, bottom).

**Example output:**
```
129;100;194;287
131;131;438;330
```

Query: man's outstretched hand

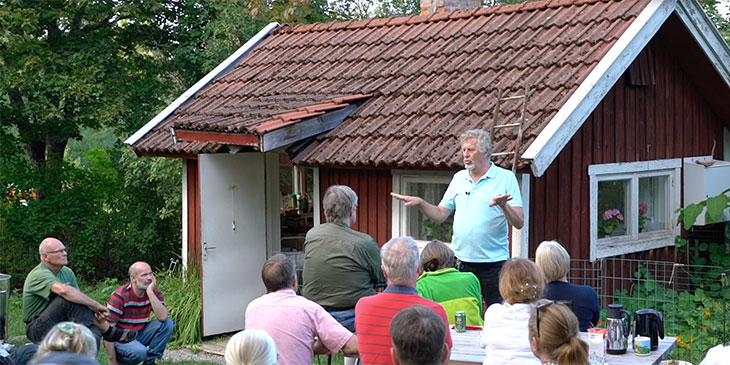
391;192;423;207
489;194;513;208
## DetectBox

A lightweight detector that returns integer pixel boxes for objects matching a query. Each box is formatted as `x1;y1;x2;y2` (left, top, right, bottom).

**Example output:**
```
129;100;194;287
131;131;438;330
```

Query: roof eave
522;0;675;177
124;22;280;147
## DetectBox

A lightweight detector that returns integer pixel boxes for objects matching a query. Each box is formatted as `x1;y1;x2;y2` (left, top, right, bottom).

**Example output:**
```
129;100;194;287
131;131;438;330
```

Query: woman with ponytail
528;300;589;365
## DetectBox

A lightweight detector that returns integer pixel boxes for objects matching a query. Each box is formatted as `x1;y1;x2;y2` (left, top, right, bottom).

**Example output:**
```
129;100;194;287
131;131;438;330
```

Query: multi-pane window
392;172;454;243
589;159;681;260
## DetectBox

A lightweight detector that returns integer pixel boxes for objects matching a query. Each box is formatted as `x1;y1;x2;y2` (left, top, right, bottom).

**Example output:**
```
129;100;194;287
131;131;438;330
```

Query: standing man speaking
391;129;523;307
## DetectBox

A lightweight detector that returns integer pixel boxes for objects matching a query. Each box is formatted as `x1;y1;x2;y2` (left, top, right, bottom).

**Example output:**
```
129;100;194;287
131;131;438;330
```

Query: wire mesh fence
569;257;730;345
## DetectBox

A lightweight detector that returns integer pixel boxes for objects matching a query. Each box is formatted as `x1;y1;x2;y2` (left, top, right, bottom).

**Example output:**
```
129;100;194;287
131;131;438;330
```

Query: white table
606;336;678;365
447;329;678;365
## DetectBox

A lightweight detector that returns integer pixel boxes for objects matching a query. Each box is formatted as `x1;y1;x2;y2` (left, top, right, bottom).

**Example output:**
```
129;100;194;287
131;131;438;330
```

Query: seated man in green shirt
302;185;386;331
23;237;137;347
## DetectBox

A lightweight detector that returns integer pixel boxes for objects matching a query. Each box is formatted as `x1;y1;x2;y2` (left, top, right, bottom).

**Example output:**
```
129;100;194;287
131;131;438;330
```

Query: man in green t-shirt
302;185;386;332
22;237;137;347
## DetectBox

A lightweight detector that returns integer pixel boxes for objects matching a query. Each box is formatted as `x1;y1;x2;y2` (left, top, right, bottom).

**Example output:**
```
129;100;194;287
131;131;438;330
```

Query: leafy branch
676;188;730;230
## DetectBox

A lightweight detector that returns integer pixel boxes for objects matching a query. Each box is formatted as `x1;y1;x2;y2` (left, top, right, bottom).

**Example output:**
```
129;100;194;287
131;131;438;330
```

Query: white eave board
125;22;280;146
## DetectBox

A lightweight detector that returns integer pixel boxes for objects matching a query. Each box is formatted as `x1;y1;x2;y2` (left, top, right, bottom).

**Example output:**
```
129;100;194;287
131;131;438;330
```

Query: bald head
129;262;151;278
39;237;63;256
129;262;154;292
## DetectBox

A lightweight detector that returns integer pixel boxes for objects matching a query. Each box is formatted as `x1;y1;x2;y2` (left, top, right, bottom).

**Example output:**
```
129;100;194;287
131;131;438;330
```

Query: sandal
102;326;138;343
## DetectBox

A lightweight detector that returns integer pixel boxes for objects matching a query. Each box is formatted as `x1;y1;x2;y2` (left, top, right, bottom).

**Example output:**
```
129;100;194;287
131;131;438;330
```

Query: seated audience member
302;185;386;331
529;300;589;365
31;322;97;364
23;238;136;346
535;240;599;331
104;262;174;365
245;254;357;365
479;258;543;364
390;305;450;365
416;240;483;325
355;237;452;365
224;329;277;365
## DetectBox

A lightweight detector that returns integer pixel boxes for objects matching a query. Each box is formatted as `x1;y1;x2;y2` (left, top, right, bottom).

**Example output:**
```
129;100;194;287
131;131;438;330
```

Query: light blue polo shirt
439;162;522;263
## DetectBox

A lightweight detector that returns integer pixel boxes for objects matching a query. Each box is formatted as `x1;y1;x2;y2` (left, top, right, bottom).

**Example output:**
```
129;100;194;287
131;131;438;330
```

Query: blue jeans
114;319;174;364
328;308;355;332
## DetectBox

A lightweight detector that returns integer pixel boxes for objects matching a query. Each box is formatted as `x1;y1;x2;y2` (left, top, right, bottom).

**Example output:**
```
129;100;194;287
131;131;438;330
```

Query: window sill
595;230;675;259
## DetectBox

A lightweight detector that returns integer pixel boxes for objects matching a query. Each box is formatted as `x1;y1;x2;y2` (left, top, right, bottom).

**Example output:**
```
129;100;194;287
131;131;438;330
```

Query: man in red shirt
355;237;452;364
104;262;173;365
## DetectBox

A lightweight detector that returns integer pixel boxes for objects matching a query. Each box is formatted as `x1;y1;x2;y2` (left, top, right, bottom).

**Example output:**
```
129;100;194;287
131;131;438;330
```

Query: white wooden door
199;153;267;336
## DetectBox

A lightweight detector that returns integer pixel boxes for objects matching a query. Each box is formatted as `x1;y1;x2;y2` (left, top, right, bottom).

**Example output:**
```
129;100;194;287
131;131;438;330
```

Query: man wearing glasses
22;237;137;347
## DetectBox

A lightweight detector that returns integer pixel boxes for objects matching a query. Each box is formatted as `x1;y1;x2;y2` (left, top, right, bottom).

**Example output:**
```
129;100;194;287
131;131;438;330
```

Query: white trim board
511;173;530;258
125;23;280;146
675;0;730;89
522;0;674;176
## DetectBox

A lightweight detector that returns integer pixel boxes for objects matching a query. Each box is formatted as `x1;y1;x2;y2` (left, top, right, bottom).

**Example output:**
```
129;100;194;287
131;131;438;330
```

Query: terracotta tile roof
130;0;651;169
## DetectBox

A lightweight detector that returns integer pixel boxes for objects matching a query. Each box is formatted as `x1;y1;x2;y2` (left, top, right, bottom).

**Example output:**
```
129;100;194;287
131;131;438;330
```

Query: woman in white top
479;258;544;365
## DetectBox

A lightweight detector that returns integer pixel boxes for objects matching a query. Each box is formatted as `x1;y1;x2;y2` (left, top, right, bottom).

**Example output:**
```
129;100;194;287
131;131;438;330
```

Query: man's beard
464;161;475;170
135;279;149;290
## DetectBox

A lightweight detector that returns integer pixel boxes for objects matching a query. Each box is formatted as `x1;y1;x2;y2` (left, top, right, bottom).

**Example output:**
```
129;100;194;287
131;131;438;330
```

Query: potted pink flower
599;208;624;236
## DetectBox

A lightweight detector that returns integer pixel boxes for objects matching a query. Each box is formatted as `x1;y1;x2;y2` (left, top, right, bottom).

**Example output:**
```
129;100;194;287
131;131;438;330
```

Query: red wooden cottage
126;0;730;335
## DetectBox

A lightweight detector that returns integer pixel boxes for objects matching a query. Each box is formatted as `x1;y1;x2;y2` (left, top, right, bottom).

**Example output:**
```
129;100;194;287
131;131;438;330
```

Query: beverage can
455;311;466;332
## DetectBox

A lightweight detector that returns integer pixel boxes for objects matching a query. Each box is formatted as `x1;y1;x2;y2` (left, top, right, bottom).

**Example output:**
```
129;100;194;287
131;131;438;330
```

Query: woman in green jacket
417;240;484;326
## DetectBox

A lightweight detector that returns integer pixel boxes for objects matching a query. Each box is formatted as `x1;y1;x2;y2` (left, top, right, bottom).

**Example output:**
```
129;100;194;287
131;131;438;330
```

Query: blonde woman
535;240;599;331
479;258;544;364
225;329;278;365
32;322;97;362
529;300;589;364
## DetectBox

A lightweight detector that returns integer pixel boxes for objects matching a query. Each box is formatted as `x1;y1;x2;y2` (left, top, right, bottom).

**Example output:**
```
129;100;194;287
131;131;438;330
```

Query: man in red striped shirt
355;237;452;364
104;262;174;365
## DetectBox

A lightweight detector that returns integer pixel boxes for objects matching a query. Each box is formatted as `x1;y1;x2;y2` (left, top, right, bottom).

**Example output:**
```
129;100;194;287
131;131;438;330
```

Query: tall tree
0;0;176;198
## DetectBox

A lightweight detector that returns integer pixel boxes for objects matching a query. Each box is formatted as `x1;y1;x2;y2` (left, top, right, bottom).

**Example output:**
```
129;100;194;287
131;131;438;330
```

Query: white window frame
588;158;681;261
391;170;454;246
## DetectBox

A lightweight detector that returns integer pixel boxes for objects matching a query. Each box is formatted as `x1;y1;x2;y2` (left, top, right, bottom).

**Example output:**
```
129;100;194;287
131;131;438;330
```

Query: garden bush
0;144;181;283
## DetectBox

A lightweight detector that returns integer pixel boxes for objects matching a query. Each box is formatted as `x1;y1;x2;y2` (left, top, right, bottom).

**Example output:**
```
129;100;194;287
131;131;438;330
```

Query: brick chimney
421;0;482;15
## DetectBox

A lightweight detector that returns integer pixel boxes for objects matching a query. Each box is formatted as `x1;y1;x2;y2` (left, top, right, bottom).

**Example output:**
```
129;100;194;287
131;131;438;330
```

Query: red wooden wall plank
186;159;202;272
318;168;392;246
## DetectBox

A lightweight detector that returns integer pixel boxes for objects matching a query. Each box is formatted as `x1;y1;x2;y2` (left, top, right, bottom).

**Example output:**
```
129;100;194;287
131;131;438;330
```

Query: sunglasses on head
536;300;554;338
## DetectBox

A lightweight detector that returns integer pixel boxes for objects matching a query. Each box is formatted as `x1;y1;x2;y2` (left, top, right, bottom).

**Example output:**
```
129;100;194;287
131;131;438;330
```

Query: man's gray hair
460;129;493;159
323;185;358;223
381;237;420;284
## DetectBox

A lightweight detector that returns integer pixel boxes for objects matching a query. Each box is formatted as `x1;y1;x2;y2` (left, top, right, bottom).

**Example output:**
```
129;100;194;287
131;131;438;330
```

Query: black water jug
634;309;664;350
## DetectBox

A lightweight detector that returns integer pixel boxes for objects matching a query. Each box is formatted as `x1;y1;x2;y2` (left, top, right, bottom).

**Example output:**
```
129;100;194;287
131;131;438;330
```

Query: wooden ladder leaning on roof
490;86;531;173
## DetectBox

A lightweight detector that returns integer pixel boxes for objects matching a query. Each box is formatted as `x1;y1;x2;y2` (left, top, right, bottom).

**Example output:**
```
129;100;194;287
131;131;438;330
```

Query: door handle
203;242;217;261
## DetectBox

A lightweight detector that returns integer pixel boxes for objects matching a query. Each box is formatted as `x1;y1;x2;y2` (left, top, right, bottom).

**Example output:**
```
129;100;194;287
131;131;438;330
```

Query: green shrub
0;146;181;281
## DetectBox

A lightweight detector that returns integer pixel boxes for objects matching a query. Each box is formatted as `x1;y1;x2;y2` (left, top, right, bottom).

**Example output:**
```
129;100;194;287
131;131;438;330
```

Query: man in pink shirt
245;254;358;365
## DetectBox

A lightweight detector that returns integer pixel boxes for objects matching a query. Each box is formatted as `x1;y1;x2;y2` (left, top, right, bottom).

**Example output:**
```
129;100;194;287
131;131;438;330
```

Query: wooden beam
175;130;260;147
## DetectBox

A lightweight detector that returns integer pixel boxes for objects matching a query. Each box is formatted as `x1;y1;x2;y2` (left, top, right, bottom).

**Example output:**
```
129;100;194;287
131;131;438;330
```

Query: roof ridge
276;0;614;34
